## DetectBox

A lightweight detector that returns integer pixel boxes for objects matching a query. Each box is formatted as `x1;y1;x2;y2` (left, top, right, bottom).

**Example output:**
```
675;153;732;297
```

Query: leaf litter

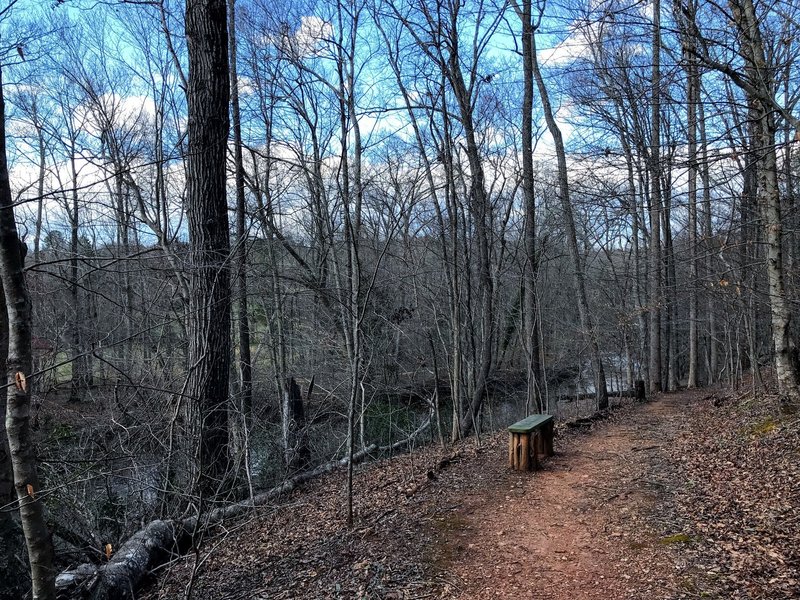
141;387;799;599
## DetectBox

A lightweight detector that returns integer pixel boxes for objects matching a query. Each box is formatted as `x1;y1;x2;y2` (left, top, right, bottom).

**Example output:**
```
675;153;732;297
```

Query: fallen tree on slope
56;417;431;599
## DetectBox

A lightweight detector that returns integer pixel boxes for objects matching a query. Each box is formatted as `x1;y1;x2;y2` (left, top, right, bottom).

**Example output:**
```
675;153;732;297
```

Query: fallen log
56;445;378;599
57;418;433;599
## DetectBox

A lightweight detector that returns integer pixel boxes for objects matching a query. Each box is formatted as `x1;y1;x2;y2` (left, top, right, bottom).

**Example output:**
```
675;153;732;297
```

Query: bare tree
528;0;609;409
680;0;800;401
0;62;56;600
648;0;662;394
227;0;253;486
184;0;233;495
510;0;544;413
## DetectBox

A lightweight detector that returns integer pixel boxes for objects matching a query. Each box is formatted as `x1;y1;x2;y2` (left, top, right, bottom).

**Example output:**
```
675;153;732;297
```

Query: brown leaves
139;391;799;600
105;544;113;560
666;389;800;598
26;483;35;499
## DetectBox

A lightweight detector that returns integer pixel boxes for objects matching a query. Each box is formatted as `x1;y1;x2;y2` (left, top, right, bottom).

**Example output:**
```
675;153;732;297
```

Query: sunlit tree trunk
0;282;23;598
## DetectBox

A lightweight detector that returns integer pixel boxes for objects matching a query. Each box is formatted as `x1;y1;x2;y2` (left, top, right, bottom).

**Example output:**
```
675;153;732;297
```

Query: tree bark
649;0;663;394
698;86;717;384
512;0;544;414
0;66;56;600
227;0;253;434
730;0;800;402
282;377;309;472
185;0;232;496
68;147;90;403
684;0;699;388
0;280;25;600
662;162;678;391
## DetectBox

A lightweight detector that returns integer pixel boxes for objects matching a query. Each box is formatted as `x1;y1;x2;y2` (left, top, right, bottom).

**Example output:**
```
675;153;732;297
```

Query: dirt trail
437;392;702;599
146;392;714;599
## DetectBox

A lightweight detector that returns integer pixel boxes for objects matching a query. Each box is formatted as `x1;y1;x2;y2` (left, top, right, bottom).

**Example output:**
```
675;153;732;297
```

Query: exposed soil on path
146;387;799;599
436;392;697;600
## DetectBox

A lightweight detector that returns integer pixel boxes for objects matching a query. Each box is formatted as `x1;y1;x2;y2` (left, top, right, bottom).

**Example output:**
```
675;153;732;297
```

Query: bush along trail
139;389;799;599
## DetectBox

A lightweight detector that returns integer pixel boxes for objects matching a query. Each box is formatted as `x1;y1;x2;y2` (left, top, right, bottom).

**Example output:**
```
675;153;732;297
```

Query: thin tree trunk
512;0;543;414
68;147;88;403
450;64;495;437
33;104;45;265
662;166;678;391
227;0;253;474
0;66;56;600
698;84;717;384
685;4;699;387
649;0;663;394
530;27;608;409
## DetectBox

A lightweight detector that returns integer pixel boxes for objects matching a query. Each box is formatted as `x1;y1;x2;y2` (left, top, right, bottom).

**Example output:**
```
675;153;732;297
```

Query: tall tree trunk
662;163;678;391
698;85;717;383
68;148;89;403
0;282;25;600
684;1;699;387
649;0;663;394
730;0;800;402
185;0;232;496
449;61;495;437
0;66;56;600
440;83;465;442
530;27;609;410
372;14;466;434
227;0;253;471
512;0;543;414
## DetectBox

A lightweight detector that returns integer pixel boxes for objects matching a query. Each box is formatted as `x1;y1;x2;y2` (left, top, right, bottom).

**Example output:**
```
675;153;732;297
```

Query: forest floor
144;387;800;599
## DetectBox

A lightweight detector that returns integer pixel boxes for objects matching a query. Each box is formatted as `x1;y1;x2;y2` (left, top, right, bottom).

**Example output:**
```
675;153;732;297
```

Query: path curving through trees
439;393;698;599
140;388;798;599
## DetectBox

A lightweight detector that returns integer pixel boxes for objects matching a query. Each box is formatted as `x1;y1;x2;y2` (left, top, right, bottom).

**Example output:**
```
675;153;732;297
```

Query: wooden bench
508;414;554;471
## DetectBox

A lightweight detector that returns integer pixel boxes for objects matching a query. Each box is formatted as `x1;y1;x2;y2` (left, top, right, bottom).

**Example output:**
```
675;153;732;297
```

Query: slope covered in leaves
140;389;799;599
666;390;800;598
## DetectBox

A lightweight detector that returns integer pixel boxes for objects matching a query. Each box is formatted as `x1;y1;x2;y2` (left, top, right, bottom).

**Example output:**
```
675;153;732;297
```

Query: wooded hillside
0;0;798;597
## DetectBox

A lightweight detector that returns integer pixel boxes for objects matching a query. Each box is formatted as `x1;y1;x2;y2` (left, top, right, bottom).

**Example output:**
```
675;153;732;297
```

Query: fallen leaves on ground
141;386;800;599
665;389;800;599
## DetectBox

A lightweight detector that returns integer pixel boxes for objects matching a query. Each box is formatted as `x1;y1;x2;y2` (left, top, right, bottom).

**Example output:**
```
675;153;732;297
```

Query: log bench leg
544;421;555;457
510;431;545;471
520;432;530;471
508;416;554;471
509;432;526;470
